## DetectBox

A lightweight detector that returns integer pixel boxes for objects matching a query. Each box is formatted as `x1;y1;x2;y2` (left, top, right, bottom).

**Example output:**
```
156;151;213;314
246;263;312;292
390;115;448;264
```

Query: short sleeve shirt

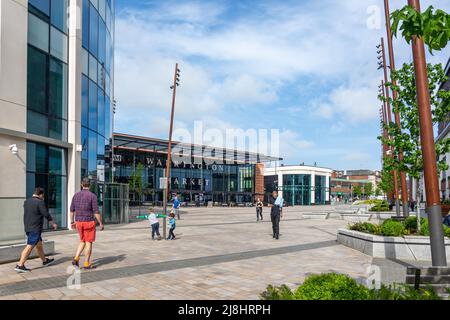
70;190;99;222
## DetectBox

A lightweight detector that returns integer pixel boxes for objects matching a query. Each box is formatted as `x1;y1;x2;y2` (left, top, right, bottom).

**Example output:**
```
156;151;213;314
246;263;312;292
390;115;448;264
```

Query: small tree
129;163;145;213
353;185;362;199
364;182;374;198
379;63;450;230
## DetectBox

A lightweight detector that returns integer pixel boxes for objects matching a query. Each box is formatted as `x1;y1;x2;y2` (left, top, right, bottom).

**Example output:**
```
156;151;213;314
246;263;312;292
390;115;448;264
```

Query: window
50;26;68;63
28;13;49;52
27;110;48;137
82;75;89;127
27;46;48;113
88;130;98;176
89;80;98;131
89;4;99;56
82;0;90;48
98;20;106;64
49;58;67;119
82;48;89;75
105;98;111;138
29;0;50;16
50;0;68;32
99;0;106;22
89;53;98;83
98;90;105;137
26;142;67;229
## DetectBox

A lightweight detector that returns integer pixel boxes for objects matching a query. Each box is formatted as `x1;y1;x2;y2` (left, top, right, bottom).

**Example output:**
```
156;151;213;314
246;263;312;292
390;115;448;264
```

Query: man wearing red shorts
70;178;104;269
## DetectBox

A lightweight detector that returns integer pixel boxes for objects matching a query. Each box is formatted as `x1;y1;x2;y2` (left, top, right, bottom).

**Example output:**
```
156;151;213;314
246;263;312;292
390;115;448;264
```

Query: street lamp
382;0;410;217
407;0;446;266
377;38;401;217
162;63;181;239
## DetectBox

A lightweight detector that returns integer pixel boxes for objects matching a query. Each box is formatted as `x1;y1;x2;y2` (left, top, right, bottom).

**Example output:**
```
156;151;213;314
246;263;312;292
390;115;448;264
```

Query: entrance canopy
113;133;282;164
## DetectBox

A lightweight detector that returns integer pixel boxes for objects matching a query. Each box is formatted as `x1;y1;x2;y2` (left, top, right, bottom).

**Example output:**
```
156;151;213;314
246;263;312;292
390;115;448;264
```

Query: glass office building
0;0;115;241
112;134;279;205
264;165;332;206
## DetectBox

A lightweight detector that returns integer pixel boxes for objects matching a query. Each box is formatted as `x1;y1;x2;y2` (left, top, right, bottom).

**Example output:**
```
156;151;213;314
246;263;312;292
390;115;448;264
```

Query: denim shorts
26;231;42;246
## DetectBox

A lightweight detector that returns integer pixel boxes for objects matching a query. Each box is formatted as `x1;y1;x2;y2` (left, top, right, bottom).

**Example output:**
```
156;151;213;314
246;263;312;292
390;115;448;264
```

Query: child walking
167;210;176;240
148;208;162;240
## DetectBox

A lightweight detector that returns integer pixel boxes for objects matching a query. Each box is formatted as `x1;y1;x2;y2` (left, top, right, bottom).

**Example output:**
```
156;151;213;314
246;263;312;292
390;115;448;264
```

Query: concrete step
0;241;55;264
407;266;450;276
406;275;450;285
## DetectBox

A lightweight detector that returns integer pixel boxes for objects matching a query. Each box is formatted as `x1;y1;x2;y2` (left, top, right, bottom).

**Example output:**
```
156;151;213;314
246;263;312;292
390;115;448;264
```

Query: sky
113;0;450;171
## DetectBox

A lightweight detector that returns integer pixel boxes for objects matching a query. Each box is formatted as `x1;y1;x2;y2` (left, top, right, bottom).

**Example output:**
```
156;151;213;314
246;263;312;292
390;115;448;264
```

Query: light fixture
9;144;18;155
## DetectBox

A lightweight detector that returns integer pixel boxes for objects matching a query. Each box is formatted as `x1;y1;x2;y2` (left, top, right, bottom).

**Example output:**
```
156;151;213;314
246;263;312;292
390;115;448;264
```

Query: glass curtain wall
81;0;115;213
26;0;69;229
282;174;311;206
113;149;256;204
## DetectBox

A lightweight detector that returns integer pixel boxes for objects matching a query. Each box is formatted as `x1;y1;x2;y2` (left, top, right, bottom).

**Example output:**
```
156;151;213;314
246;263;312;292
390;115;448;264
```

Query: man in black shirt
15;188;57;273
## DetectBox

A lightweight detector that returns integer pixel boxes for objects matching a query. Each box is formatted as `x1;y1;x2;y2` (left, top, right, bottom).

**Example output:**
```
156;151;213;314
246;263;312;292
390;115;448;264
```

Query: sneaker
15;265;31;273
72;258;79;268
43;258;55;267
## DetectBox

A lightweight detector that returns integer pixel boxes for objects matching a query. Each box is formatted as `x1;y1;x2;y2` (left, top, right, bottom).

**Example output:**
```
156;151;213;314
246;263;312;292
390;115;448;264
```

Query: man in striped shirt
70;178;104;269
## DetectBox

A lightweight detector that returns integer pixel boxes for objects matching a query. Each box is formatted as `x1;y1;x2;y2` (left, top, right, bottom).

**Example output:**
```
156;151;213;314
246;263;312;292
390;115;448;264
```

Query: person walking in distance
268;190;283;240
256;198;263;221
15;188;57;273
70;178;104;269
173;195;181;220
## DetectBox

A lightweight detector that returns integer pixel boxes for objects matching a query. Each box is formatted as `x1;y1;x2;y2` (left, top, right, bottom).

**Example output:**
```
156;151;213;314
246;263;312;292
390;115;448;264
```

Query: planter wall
337;229;450;261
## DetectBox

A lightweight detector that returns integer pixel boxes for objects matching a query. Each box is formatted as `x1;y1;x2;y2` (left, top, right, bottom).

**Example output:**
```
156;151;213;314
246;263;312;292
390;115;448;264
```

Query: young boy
148;208;162;240
167;210;176;240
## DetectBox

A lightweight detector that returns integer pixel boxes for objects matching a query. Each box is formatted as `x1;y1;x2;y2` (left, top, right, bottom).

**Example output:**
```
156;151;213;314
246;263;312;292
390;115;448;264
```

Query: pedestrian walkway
0;207;380;300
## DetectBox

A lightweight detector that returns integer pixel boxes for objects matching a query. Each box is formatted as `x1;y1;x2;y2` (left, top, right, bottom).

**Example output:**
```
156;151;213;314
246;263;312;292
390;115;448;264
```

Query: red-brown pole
380;38;400;216
407;0;446;266
383;0;410;216
163;63;180;239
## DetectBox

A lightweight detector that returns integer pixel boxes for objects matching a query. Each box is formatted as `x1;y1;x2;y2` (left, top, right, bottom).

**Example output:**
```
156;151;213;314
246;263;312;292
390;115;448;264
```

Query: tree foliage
378;63;450;180
391;5;450;53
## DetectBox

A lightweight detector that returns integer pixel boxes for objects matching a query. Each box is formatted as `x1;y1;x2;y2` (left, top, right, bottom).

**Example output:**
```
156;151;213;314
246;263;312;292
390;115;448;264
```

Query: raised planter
337;229;450;261
0;241;55;264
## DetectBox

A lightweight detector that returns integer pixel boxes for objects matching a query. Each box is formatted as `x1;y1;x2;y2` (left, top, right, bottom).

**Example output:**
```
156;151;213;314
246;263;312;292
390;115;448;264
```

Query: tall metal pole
381;79;395;203
383;0;410;217
379;38;401;216
407;0;446;266
163;63;180;239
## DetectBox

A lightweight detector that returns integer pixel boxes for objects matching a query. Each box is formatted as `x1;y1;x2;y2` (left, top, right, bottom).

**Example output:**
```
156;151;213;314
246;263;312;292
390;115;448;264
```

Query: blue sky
113;0;450;170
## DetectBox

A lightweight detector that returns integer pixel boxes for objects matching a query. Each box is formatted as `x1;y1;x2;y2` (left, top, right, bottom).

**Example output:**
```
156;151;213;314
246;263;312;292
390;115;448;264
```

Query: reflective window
27;110;48;137
89;4;98;57
89;80;98;131
82;48;89;75
105;98;111;138
28;13;49;52
81;75;89;127
27;46;48;113
99;0;106;21
49;58;67;119
49;116;67;141
98;90;105;137
49;146;66;175
50;0;68;32
89;53;98;83
50;26;68;63
88;130;98;176
82;0;90;48
98;20;106;64
29;0;50;16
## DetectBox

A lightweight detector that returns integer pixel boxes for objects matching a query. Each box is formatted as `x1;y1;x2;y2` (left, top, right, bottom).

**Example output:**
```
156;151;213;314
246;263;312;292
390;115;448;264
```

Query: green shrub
403;216;427;233
369;284;440;300
420;220;450;238
381;219;406;237
349;222;381;235
260;274;441;300
259;284;295;300
369;201;390;212
294;273;371;300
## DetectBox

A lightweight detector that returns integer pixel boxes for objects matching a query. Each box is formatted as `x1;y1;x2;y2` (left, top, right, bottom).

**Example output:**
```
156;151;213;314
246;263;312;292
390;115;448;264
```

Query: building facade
0;0;115;242
263;165;332;206
436;58;450;201
112;134;279;206
330;169;381;201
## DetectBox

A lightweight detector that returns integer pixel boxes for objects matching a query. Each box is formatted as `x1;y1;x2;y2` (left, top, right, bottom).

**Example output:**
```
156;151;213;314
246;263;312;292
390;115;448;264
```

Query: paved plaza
0;206;421;300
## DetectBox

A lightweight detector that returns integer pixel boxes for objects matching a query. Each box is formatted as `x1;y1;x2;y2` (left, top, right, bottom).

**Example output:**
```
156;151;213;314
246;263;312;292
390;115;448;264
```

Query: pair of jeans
168;226;176;240
256;207;263;220
151;222;160;239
